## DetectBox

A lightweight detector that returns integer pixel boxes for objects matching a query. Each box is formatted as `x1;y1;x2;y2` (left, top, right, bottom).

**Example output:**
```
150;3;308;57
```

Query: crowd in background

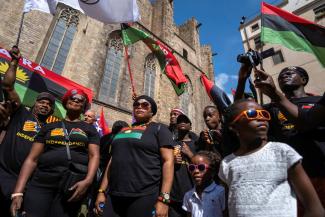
1;46;325;217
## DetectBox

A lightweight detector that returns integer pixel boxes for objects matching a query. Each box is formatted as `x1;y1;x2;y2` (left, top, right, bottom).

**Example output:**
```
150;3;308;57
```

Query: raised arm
234;63;252;101
254;69;299;121
2;46;22;110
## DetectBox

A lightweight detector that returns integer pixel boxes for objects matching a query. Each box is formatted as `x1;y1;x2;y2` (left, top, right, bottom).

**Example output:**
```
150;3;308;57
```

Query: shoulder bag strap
61;121;72;162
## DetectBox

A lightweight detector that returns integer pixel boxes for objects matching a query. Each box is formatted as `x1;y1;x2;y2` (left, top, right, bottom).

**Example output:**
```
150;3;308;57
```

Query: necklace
132;121;151;127
32;114;44;133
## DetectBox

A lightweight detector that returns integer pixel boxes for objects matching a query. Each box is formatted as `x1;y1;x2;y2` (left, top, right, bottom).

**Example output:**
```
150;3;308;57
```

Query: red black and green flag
261;2;325;67
200;74;231;113
0;48;93;118
121;24;188;95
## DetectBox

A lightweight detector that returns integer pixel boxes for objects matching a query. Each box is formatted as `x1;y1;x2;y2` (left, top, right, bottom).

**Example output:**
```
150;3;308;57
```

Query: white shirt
182;182;225;217
218;142;302;217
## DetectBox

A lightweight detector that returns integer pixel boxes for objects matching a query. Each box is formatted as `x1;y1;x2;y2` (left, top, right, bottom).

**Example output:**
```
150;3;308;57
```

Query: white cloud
214;73;237;103
214;73;238;90
215;73;229;90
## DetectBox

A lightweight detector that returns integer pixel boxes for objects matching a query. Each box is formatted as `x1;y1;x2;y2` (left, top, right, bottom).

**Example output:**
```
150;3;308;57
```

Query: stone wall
0;0;216;134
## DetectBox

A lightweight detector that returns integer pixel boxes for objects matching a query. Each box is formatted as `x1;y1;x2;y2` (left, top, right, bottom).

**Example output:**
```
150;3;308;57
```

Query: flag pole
16;12;26;46
121;24;136;99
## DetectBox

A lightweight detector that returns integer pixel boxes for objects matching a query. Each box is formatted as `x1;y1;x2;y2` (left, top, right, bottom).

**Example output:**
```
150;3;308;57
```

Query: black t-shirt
109;122;174;197
171;133;198;203
99;133;115;169
35;120;100;169
0;106;42;177
265;96;325;177
30;120;99;187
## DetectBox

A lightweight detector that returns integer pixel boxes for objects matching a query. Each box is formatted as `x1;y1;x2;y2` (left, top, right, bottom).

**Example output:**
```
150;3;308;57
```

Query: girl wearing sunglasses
182;151;225;217
218;99;324;217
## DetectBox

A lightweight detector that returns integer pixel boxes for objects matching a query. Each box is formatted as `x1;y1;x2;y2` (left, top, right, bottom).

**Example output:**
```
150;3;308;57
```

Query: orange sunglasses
231;109;271;124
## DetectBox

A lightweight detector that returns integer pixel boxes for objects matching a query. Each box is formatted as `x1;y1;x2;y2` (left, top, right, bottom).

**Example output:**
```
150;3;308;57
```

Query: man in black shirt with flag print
0;46;55;217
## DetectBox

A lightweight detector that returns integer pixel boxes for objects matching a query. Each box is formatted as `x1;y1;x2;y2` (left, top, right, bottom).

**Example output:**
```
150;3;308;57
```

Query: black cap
279;66;309;86
177;114;191;125
36;92;55;106
134;95;157;116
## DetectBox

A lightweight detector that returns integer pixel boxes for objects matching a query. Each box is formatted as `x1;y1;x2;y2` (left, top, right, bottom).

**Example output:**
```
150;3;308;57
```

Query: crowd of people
0;46;325;217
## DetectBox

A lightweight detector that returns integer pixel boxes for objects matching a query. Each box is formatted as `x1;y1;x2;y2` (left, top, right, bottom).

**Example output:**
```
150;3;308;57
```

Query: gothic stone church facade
0;0;215;132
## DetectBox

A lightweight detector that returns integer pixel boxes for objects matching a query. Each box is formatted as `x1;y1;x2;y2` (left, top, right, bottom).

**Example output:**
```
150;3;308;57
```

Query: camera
237;50;262;67
237;48;275;67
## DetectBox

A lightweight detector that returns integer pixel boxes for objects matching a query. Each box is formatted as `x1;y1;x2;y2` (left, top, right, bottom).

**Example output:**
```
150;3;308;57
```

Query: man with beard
0;46;55;216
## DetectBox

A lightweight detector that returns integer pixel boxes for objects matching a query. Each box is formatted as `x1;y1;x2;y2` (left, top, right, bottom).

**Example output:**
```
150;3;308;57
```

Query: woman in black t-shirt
11;89;100;217
95;95;174;217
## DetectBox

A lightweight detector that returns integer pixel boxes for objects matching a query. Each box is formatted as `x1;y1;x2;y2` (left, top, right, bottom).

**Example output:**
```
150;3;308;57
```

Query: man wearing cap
170;113;198;217
0;47;55;216
254;67;325;209
169;108;185;140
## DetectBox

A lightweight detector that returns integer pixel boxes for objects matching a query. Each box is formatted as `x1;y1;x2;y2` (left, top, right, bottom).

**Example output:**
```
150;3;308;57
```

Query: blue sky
173;0;282;99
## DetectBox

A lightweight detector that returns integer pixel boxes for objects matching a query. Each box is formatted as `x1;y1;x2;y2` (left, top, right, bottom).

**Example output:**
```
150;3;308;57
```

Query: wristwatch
158;192;171;204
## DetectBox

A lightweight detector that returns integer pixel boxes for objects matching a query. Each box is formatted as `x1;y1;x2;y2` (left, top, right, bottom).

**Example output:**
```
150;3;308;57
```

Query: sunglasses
133;101;150;109
231;109;271;124
188;163;209;172
69;95;85;103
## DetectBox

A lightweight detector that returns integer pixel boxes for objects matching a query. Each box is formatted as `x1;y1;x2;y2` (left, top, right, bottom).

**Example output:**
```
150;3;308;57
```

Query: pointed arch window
40;8;79;74
144;54;156;97
98;32;123;103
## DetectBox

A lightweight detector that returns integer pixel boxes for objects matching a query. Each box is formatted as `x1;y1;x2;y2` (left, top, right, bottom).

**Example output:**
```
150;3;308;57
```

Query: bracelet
98;188;105;193
157;196;170;205
11;193;23;200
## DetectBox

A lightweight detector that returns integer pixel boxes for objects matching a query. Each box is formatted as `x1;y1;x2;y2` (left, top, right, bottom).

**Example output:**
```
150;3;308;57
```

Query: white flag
23;0;52;13
24;0;140;24
60;0;140;24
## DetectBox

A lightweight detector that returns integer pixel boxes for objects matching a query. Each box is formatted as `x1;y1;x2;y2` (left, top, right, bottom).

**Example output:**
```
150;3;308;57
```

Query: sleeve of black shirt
86;123;100;145
156;124;175;148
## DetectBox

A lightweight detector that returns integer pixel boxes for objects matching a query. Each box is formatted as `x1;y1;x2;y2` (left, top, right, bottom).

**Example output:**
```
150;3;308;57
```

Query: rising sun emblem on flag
0;61;29;83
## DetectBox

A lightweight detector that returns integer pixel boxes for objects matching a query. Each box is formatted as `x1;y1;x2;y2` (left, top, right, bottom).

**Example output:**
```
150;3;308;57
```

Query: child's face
189;155;213;186
203;107;220;130
231;101;269;142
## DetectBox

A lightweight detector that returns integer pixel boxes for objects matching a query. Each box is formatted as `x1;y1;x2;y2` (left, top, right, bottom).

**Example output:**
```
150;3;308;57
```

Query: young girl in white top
218;99;324;217
183;151;225;217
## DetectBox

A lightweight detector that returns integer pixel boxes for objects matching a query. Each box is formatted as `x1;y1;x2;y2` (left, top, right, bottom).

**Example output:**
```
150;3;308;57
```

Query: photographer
254;68;325;211
0;46;56;217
